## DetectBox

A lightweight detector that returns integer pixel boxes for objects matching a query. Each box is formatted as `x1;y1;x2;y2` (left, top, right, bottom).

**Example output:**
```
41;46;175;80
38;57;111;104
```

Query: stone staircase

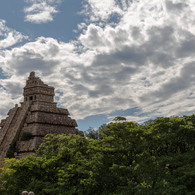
0;102;30;159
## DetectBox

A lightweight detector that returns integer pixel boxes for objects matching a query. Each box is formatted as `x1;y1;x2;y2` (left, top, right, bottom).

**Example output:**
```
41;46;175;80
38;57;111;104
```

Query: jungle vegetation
0;115;195;195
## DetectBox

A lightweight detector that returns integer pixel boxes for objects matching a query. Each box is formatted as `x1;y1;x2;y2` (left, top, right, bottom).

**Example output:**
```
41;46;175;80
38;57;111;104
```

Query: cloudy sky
0;0;195;131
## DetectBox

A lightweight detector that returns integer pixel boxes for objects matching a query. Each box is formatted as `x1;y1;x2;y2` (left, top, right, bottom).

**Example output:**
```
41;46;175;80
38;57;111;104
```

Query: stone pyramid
0;72;83;159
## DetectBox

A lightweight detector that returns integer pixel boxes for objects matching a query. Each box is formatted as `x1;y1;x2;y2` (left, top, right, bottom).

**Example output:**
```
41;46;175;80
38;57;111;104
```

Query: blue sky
0;0;195;131
0;0;83;41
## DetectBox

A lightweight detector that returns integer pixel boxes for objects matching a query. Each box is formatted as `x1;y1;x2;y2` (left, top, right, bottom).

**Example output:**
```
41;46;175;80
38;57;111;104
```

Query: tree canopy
0;115;195;195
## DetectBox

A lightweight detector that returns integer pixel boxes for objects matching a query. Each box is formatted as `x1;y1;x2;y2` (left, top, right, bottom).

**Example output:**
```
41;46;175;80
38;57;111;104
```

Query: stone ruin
0;72;83;159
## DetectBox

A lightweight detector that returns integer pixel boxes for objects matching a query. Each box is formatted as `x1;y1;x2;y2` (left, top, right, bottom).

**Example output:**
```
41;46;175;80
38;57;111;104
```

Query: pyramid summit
0;72;83;159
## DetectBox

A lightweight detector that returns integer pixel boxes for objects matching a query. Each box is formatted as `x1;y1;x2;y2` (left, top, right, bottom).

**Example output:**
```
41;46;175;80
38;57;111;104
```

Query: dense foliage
0;115;195;195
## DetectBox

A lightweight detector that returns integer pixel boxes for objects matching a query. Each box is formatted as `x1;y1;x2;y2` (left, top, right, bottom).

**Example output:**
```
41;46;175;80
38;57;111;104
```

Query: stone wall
30;104;69;115
26;112;77;126
21;123;78;136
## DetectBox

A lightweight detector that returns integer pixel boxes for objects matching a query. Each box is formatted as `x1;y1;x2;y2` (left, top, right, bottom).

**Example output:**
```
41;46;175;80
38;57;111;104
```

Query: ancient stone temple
0;72;83;159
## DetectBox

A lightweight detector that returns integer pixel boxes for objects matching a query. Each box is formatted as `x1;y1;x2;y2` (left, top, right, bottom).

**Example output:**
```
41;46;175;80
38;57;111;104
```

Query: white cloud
24;0;62;24
0;20;28;49
0;87;18;119
82;0;121;22
1;0;195;124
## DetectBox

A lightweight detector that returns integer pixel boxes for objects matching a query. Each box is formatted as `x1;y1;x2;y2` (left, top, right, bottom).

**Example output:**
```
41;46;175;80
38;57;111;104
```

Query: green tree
0;115;195;195
112;116;127;121
84;127;99;139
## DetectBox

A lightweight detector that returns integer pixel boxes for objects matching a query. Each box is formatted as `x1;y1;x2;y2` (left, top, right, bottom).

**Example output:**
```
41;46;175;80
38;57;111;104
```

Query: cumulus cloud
140;61;195;102
0;87;17;119
1;0;195;125
76;0;195;120
24;0;62;24
0;20;27;49
82;0;131;23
